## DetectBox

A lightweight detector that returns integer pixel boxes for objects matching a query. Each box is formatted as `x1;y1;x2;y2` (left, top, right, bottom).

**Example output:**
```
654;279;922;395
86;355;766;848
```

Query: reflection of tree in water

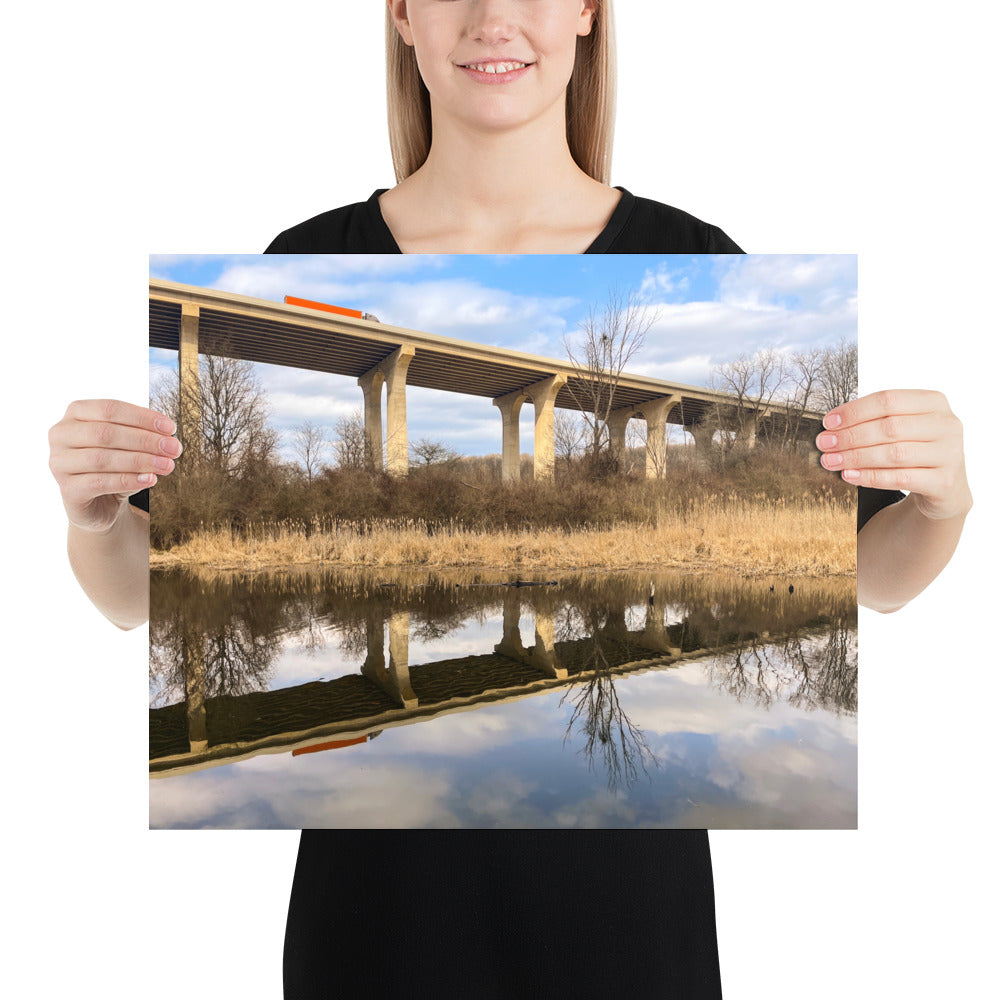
292;592;328;657
707;616;857;715
151;567;858;741
553;603;587;644
337;619;369;661
560;609;659;793
149;573;285;707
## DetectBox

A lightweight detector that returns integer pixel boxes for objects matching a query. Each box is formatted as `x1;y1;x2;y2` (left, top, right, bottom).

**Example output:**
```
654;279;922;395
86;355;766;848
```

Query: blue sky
149;255;857;462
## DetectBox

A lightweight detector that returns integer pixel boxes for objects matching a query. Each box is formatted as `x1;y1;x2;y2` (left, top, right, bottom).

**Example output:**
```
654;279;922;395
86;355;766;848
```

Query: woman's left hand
816;389;972;521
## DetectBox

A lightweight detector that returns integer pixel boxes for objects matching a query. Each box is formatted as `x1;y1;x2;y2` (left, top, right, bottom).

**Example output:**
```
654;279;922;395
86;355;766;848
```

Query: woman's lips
458;60;532;84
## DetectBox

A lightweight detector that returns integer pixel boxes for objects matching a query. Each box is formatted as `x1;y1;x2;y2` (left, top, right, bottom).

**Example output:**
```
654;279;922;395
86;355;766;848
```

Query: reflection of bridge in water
150;589;722;777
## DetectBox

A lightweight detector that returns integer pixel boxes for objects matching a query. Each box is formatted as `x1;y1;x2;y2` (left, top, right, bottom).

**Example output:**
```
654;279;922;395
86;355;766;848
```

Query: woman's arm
855;493;970;612
67;506;152;629
816;390;972;612
49;399;179;629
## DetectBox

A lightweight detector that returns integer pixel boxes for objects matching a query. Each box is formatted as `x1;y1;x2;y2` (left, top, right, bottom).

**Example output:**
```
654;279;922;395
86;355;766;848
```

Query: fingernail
138;473;155;485
817;433;837;449
824;413;842;429
155;418;176;434
159;437;180;455
154;456;174;473
842;469;860;481
822;453;843;469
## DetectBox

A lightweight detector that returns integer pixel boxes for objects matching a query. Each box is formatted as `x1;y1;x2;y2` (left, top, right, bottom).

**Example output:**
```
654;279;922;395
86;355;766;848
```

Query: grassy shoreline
151;500;855;578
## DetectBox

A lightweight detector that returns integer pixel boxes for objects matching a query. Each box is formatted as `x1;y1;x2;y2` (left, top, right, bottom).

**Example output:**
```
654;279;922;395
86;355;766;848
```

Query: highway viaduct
149;279;825;479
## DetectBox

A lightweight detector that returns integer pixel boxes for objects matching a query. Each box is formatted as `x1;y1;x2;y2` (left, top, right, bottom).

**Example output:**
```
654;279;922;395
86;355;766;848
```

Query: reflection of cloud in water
662;721;856;828
150;755;460;829
150;624;858;829
408;616;502;661
383;700;558;755
463;772;544;825
553;795;638;829
616;659;858;741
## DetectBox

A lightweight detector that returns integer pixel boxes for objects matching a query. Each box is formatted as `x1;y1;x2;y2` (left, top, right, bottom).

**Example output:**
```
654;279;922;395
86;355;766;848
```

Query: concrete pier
178;302;201;459
356;345;416;475
357;367;385;470
493;390;526;482
638;395;681;478
529;374;565;481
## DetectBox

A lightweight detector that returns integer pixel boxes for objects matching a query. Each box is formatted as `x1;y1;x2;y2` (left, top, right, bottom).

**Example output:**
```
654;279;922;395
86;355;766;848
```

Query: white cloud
639;261;693;299
716;254;858;313
210;254;448;302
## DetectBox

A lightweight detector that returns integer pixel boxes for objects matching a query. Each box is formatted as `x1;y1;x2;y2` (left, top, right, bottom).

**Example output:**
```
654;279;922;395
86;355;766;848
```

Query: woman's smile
457;58;534;83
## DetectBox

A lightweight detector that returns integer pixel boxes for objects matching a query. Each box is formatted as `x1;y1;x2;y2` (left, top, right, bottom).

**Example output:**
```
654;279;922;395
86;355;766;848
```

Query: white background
6;2;997;997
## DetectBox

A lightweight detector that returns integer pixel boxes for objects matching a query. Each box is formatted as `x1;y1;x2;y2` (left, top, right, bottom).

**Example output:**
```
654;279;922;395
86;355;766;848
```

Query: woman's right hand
48;399;181;533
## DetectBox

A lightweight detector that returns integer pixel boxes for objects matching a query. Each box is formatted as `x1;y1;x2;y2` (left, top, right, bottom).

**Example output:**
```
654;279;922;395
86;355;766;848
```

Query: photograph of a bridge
148;254;859;829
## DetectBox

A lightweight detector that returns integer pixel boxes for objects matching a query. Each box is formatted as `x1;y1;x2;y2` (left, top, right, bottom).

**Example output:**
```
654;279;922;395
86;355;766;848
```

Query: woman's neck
379;114;619;253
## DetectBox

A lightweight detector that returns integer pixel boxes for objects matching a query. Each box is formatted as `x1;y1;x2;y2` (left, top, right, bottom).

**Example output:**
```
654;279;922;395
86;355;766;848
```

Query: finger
60;421;182;459
816;411;946;453
62;399;176;434
820;440;950;473
824;390;950;432
62;471;160;506
53;447;177;477
839;466;947;494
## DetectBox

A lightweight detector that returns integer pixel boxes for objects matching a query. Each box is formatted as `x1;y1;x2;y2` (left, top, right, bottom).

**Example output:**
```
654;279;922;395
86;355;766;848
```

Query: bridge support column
690;419;716;463
178;302;201;459
608;408;632;467
735;416;759;450
639;585;682;655
359;345;415;477
357;368;385;470
802;418;824;463
182;624;208;753
495;591;528;658
387;611;416;707
640;395;680;479
529;374;566;481
384;346;415;477
361;612;417;708
492;391;527;482
531;605;567;679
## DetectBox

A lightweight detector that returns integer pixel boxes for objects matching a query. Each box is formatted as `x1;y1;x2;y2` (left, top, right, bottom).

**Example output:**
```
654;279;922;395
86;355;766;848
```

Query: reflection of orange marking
293;735;368;756
284;295;363;319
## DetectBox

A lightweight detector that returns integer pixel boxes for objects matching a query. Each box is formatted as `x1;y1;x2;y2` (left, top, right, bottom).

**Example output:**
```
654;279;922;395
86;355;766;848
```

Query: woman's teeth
465;62;527;74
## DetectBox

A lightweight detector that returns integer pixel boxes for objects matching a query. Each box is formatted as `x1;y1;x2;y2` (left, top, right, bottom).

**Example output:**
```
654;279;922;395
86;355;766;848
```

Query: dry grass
151;495;855;577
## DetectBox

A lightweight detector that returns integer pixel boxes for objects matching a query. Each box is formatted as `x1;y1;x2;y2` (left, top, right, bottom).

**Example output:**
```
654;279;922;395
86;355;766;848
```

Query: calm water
150;567;857;829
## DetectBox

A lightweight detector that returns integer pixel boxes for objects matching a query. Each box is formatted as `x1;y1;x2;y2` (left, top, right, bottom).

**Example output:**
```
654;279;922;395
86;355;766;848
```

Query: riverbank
150;498;855;577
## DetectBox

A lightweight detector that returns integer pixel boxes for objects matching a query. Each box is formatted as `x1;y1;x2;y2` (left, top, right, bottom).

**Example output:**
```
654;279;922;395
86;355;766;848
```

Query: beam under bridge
149;279;825;478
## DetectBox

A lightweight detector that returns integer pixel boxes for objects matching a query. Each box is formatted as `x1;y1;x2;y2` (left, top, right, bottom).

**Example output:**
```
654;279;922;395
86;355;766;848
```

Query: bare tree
333;409;370;470
777;347;825;449
709;348;788;453
151;353;276;474
563;287;660;466
554;408;586;463
817;338;858;411
292;419;327;483
410;438;460;467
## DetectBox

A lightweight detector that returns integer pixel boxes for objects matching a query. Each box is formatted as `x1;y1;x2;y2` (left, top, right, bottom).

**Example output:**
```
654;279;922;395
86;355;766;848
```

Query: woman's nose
467;0;517;46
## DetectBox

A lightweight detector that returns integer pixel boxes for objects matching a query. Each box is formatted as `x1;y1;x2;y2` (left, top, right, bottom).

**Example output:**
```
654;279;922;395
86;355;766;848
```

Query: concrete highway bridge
149;279;825;479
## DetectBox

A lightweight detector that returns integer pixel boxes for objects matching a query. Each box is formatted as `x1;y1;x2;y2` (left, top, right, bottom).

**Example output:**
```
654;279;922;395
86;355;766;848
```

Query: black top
858;485;906;530
265;187;743;254
145;197;899;998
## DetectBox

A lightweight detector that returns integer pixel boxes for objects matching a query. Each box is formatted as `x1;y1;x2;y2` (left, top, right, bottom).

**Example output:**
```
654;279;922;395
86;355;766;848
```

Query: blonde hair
385;1;617;184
